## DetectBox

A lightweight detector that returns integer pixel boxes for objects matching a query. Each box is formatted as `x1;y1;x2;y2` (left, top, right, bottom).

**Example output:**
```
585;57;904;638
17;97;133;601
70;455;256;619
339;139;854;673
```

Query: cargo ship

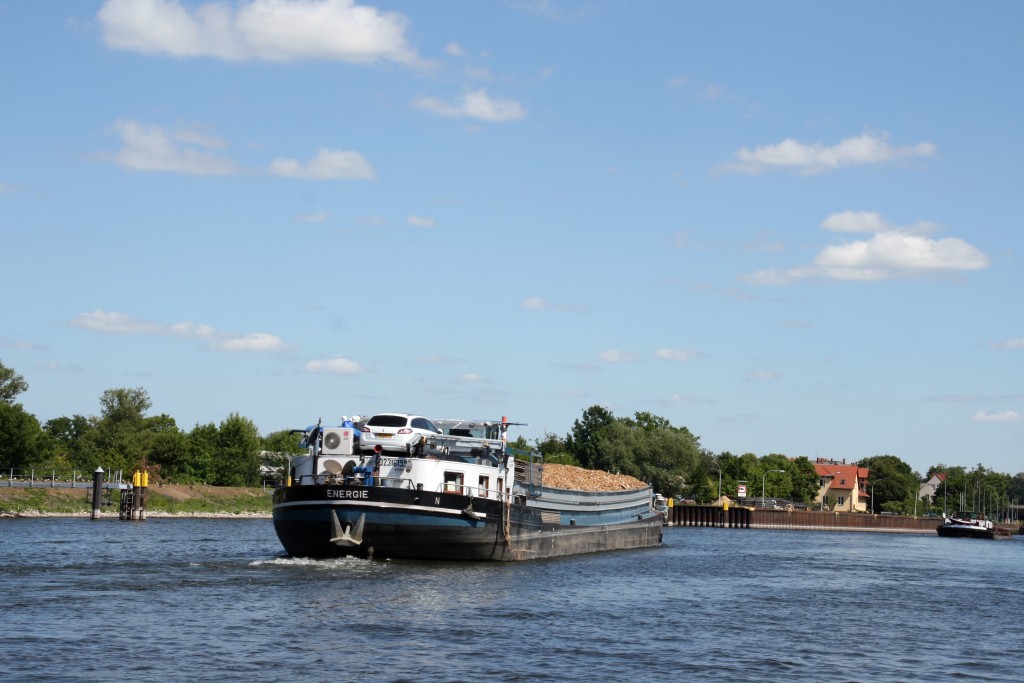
271;416;664;561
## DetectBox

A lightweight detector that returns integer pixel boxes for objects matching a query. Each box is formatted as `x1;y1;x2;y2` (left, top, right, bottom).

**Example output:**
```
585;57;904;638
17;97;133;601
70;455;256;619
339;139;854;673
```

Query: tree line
0;361;299;486
3;359;1022;511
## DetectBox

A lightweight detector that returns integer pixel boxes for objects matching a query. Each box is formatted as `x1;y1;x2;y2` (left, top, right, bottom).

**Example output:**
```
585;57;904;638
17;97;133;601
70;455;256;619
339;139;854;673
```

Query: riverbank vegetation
3;359;1022;515
0;483;271;517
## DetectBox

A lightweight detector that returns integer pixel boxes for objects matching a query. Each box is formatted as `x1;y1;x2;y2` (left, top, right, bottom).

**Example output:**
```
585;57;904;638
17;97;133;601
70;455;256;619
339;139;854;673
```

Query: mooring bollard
91;467;104;520
139;470;148;521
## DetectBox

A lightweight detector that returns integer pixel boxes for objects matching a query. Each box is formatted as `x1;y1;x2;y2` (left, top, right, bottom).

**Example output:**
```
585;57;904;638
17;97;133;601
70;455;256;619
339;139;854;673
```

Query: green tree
859;454;917;513
84;387;155;472
0;401;48;470
0;361;49;469
687;453;714;502
0;360;29;404
566;405;615;469
1008;473;1024;507
262;429;304;481
43;414;96;470
533;431;577;465
182;422;219;484
214;413;261;486
145;414;188;482
565;405;701;497
99;387;152;423
787;456;820;504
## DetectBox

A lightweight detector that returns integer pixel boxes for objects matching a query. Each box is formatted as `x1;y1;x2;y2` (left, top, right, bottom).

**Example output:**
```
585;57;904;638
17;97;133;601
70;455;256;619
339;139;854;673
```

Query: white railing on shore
2;468;124;488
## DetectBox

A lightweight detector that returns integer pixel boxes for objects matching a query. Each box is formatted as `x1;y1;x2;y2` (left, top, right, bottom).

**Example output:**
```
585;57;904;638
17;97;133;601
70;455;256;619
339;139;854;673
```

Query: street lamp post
943;474;947;517
711;456;722;501
762;469;784;509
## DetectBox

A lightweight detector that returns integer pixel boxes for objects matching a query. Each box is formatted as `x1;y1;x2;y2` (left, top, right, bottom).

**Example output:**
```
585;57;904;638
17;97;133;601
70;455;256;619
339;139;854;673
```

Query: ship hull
272;483;663;561
936;523;1013;540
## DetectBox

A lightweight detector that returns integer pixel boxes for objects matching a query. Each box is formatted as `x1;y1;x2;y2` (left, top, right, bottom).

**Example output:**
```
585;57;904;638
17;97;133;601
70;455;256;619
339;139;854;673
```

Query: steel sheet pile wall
669;506;938;534
669;505;750;528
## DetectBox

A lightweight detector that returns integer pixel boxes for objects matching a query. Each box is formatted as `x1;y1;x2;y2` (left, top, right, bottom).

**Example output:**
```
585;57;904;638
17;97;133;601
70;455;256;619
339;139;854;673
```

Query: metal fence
2;468;125;488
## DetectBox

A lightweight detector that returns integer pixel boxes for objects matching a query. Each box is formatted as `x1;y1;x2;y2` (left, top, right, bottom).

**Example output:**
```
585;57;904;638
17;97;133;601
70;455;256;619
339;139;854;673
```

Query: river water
1;518;1020;682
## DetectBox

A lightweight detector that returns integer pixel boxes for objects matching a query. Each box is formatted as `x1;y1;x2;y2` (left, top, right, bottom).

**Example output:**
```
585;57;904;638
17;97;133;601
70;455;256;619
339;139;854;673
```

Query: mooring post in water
131;471;140;520
91;467;104;520
139;470;148;521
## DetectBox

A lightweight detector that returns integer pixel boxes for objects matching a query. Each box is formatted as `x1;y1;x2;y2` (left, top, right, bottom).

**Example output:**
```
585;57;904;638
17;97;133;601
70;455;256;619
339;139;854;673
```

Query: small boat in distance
936;511;1015;540
271;415;664;561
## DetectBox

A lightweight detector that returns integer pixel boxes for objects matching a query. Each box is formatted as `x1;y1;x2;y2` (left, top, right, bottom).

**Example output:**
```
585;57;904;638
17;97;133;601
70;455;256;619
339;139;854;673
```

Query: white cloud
413;89;526;122
416;354;454;364
34;362;85;372
306;355;365;374
97;0;422;66
668;393;704;405
454;373;486;384
0;337;47;350
667;75;689;89
521;297;588;313
721;132;936;175
510;0;562;20
743;212;988;284
994;338;1024;349
210;332;288;352
598;349;640;363
407;215;435;228
444;42;465;57
744;370;780;381
821;211;941;235
269;148;376;180
970;410;1020;424
294;211;329;223
654;348;706;362
70;309;287;352
72;309;165;335
111;120;237;175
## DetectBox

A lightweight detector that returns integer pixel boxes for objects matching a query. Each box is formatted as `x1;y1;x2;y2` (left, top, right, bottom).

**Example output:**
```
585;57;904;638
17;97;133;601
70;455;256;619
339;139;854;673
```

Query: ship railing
375;476;415;489
420;437;503;465
433;483;501;500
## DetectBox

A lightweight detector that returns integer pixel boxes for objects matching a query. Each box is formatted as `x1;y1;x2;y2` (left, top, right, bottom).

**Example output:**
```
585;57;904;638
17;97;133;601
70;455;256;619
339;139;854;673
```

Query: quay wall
668;505;940;534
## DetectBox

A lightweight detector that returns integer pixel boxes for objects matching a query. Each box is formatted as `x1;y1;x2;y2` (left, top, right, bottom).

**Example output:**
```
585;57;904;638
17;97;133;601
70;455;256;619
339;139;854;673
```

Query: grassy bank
0;484;273;517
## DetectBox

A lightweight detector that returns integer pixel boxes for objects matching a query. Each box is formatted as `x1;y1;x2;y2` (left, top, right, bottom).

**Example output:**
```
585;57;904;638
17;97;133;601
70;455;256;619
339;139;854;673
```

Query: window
444;471;464;493
478;475;489;497
367;414;409;428
411;417;440;432
837;496;846;507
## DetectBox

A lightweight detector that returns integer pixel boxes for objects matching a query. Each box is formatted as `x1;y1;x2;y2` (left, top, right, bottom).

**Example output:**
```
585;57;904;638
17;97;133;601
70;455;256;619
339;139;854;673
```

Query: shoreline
1;511;272;519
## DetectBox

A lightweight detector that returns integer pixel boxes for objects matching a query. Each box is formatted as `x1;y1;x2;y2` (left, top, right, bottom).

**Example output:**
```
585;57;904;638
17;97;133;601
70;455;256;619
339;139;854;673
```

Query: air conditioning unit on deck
321;427;355;455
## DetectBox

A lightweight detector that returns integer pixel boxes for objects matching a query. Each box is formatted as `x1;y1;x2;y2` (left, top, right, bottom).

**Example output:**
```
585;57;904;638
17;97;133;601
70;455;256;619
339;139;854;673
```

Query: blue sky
2;0;1021;476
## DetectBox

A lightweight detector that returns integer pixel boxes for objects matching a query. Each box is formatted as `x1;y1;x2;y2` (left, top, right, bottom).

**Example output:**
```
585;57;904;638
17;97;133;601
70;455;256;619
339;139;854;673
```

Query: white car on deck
360;413;443;453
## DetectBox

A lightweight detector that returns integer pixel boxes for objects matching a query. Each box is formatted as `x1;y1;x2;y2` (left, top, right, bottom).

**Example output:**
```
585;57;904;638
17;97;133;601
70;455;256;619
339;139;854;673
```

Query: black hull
272;484;663;561
936;524;1000;539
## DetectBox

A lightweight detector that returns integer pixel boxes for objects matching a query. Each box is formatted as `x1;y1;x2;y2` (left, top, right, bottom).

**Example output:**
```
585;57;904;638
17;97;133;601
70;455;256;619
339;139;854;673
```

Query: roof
814;463;870;491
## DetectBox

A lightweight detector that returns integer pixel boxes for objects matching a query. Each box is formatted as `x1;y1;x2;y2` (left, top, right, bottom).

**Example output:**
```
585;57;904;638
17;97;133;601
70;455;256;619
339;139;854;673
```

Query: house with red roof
814;460;870;512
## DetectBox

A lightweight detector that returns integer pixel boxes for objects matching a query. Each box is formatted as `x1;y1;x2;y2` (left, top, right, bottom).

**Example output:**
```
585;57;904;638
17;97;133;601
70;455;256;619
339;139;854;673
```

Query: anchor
330;511;365;546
